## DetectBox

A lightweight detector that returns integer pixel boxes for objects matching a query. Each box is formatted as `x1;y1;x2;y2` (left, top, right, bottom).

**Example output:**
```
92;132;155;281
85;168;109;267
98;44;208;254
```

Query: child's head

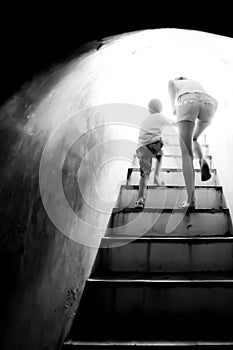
148;98;162;114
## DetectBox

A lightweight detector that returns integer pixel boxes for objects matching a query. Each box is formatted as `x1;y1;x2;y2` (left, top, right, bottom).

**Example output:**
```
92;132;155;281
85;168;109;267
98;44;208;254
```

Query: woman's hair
175;76;187;80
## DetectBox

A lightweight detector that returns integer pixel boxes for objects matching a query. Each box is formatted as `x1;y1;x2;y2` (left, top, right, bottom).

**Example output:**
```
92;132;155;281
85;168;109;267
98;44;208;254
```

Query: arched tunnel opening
1;28;233;349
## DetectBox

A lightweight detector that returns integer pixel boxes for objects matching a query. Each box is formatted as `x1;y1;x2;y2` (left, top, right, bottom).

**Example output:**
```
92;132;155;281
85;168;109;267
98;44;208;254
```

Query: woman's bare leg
193;120;211;180
177;121;196;206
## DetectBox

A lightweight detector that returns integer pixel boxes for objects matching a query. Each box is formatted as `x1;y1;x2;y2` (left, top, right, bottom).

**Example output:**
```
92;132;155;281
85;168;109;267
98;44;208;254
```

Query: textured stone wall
0;45;132;350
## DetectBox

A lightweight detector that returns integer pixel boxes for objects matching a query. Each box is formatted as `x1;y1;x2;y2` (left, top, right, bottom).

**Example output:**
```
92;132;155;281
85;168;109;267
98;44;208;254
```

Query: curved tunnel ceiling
2;1;233;107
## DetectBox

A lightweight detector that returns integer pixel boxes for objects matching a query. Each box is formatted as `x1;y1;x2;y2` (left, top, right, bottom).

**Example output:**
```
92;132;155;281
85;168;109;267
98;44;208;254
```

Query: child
134;98;175;209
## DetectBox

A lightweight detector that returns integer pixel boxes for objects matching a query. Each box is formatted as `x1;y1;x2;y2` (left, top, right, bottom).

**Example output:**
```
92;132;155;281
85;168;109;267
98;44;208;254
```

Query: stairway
63;132;233;349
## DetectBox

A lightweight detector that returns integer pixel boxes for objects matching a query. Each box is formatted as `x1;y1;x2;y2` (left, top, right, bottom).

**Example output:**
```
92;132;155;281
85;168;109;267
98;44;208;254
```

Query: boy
134;98;175;209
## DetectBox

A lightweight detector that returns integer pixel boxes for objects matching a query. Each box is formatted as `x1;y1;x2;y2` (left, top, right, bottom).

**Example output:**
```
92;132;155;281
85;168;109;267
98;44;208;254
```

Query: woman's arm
168;80;177;115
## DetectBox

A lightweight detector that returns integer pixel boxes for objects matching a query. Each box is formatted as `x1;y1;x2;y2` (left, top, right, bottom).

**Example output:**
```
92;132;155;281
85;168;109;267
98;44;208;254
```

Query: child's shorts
136;138;163;177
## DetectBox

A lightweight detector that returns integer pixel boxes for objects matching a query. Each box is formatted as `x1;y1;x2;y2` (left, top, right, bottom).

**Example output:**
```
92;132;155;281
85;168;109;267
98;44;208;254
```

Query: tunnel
1;27;233;349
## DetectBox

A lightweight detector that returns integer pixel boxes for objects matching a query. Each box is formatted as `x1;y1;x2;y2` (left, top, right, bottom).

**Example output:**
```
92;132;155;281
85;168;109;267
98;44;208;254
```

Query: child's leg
138;173;149;200
154;153;162;185
135;155;152;208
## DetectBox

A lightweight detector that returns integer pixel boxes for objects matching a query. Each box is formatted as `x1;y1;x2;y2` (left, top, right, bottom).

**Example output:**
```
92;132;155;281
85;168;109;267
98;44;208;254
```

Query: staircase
63;132;233;349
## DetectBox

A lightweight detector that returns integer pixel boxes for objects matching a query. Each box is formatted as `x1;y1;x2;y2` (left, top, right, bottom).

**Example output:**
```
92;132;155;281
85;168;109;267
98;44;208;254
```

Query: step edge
128;168;217;173
112;208;229;214
63;340;233;346
155;154;212;159
87;278;233;284
163;143;209;146
101;236;233;243
121;185;222;189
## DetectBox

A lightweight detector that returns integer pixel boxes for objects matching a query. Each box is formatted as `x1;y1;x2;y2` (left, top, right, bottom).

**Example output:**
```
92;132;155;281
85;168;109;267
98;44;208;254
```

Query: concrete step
133;144;210;157
63;340;233;348
67;273;233;341
116;185;224;209
96;237;233;274
134;155;214;170
127;168;219;186
162;133;208;145
107;208;231;237
161;143;210;156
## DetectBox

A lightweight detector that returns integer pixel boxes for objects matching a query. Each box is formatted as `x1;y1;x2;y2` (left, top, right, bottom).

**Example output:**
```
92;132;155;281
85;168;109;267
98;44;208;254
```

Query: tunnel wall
2;28;233;350
0;48;136;350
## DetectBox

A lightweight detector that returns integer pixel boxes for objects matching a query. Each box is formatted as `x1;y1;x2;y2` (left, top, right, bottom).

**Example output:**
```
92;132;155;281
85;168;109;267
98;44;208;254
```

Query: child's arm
160;114;177;127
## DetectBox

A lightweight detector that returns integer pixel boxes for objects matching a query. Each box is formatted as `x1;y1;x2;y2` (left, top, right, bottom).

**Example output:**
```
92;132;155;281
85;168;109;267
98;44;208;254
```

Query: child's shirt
136;112;173;150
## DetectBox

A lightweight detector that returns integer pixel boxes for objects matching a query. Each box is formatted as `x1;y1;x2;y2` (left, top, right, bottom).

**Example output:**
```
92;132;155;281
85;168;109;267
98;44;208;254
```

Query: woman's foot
179;200;196;209
134;197;145;209
153;175;161;186
200;159;211;181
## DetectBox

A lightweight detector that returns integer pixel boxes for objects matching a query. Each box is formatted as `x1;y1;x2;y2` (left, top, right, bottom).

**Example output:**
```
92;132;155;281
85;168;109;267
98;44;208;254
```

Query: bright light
33;28;233;140
92;28;233;127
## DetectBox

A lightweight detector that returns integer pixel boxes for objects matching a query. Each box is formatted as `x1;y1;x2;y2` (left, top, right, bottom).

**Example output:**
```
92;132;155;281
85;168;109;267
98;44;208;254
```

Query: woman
168;77;218;208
